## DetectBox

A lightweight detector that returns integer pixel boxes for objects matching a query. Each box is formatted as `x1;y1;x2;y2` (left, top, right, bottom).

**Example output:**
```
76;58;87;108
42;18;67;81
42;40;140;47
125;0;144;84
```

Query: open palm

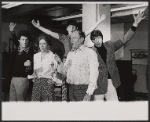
133;10;146;26
9;22;16;31
31;20;40;28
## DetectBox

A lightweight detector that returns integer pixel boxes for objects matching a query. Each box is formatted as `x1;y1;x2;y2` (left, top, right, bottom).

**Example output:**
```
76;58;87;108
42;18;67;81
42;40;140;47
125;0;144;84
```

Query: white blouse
33;50;58;79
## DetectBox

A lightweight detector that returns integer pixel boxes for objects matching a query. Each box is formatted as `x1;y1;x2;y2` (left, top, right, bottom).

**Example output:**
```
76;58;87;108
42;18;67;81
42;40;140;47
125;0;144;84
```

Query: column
82;4;111;47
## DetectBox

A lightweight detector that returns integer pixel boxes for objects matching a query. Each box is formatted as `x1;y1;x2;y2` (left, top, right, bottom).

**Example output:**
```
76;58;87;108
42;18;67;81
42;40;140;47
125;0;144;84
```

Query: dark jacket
93;27;136;94
11;31;34;77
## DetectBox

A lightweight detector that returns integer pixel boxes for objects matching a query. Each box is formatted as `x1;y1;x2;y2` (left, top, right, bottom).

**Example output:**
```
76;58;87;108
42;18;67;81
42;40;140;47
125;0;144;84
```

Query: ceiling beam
111;6;148;18
2;4;55;19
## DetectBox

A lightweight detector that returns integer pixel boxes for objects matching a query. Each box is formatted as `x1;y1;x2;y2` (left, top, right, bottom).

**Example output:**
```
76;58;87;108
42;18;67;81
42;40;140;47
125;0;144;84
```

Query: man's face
92;36;103;47
66;25;77;35
39;39;49;52
71;31;80;44
19;36;29;48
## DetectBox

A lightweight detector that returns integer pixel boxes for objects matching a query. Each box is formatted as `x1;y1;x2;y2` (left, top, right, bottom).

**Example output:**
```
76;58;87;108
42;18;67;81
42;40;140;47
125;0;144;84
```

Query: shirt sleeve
11;31;19;47
86;48;99;95
113;27;136;51
112;39;124;52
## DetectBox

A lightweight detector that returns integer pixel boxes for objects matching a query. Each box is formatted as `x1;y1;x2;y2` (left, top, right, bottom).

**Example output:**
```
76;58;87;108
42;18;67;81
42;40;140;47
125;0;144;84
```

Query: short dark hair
66;19;78;28
17;30;31;41
90;30;103;41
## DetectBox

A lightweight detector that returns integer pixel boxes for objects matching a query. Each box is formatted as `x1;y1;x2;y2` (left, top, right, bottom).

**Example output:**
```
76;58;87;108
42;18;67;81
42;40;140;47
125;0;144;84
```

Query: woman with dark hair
31;34;59;101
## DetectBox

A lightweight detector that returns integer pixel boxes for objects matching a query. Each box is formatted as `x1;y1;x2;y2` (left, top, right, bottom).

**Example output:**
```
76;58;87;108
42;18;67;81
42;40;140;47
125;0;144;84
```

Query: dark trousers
31;78;55;101
69;84;88;101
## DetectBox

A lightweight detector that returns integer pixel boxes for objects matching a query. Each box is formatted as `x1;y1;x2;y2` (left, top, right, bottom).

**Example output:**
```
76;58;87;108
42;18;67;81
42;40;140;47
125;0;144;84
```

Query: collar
18;46;30;55
90;46;97;50
40;50;52;55
71;44;85;52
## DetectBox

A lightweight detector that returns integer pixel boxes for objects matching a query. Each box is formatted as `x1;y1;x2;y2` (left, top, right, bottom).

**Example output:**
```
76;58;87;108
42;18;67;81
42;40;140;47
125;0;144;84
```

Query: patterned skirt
31;78;55;101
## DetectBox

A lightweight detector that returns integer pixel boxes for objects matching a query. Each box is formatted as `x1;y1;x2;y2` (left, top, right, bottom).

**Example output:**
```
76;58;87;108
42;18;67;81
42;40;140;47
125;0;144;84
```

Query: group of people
8;10;145;102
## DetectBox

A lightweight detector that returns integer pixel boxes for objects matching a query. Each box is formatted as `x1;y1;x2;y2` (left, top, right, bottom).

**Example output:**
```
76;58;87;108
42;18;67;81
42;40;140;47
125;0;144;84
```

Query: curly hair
17;30;31;42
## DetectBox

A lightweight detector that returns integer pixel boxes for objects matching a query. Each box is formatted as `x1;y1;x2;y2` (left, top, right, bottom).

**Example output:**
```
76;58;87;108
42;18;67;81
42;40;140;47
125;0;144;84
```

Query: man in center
58;30;99;101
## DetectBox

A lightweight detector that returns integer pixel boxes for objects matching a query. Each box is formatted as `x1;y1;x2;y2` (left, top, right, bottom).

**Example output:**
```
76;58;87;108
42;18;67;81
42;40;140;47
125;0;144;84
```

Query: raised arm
9;22;19;47
114;10;146;51
31;20;59;40
84;14;106;37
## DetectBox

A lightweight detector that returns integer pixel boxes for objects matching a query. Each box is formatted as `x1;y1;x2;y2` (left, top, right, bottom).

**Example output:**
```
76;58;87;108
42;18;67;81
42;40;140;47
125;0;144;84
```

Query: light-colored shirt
33;50;58;79
64;45;99;95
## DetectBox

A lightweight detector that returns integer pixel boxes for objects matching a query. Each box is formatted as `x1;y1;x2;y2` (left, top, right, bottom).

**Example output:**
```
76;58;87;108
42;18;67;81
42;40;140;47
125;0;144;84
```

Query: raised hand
31;20;40;28
9;22;16;32
84;13;106;37
133;10;146;27
99;13;106;22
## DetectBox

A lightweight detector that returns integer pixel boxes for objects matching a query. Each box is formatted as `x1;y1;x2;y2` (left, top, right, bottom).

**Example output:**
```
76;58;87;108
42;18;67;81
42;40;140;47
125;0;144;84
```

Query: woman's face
39;39;49;52
92;36;103;47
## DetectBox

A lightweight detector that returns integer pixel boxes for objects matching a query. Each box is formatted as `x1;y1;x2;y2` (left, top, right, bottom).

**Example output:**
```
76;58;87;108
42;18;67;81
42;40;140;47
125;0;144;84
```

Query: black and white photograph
1;1;149;121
